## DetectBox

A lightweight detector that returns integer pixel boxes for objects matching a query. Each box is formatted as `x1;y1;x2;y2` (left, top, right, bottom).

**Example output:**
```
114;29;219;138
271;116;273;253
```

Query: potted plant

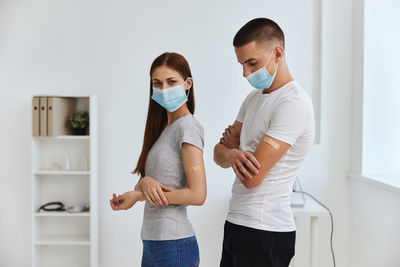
66;110;89;135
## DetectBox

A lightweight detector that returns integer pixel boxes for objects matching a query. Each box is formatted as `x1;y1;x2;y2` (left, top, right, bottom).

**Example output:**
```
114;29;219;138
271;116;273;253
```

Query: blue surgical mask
151;80;190;112
246;50;278;90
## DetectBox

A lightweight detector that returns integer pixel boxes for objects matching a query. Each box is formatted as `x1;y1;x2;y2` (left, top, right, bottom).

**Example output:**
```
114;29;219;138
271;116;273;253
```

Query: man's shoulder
241;89;259;105
278;81;313;109
244;88;259;99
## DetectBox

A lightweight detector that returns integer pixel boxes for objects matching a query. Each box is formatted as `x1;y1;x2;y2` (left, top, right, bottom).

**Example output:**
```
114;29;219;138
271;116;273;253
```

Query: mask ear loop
264;49;275;67
183;78;191;98
266;49;280;77
272;61;279;76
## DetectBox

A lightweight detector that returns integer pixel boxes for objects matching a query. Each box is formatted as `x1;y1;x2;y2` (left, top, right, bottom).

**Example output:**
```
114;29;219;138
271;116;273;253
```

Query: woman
110;52;206;267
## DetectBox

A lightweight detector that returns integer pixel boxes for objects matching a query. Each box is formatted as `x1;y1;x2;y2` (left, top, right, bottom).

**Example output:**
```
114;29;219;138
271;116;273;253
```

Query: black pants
220;221;295;267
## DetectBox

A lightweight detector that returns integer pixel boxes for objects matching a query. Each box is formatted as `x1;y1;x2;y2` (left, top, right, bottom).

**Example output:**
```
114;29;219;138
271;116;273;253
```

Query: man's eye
250;62;257;66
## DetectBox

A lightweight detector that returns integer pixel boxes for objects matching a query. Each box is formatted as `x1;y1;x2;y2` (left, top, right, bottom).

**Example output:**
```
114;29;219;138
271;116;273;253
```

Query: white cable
293;179;336;267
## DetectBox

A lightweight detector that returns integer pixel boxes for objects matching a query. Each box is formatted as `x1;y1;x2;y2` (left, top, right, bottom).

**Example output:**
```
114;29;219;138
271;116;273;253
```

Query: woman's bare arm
164;143;207;206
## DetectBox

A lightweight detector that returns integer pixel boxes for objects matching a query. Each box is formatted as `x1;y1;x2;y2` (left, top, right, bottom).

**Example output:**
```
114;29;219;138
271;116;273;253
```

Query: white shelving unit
31;95;98;267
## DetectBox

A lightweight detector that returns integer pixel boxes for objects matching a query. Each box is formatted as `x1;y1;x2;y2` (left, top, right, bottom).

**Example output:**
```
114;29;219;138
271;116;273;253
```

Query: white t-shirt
227;81;315;232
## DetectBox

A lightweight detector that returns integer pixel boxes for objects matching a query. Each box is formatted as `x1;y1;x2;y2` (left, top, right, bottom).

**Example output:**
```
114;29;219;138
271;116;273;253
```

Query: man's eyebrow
238;58;257;64
244;58;257;64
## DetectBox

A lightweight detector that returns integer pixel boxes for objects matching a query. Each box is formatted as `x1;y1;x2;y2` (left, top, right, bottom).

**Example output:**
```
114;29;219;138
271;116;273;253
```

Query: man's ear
275;46;284;62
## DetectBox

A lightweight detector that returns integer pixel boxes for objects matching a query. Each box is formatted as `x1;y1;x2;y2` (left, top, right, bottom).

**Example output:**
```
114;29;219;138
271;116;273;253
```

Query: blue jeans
142;236;200;267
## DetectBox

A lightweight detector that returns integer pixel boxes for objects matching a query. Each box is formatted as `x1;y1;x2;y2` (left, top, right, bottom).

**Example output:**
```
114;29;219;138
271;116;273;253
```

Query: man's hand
220;125;240;149
139;176;172;206
228;149;260;181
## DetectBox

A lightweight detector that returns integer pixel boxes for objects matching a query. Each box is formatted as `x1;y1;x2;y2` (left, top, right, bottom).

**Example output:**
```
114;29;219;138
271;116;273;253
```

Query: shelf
34;212;90;217
35;171;90;176
31;95;97;266
35;236;90;246
33;135;90;140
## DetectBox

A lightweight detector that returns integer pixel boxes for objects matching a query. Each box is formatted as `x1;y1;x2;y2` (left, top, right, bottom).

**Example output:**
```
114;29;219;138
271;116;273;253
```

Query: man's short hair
233;18;285;49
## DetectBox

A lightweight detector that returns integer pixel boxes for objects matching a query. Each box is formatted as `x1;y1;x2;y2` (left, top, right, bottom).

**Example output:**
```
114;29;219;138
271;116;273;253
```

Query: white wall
362;0;400;175
0;0;352;266
349;0;400;266
349;180;400;267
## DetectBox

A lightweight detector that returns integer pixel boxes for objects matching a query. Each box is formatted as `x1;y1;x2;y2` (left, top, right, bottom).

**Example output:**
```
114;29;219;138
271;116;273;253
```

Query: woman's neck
167;104;191;125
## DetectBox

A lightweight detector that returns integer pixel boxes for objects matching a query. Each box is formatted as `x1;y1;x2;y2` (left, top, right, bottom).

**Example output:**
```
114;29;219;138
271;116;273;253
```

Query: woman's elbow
192;192;207;206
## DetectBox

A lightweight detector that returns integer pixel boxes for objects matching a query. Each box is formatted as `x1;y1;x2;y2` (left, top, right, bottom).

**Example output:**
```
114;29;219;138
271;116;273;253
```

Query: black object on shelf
37;201;66;212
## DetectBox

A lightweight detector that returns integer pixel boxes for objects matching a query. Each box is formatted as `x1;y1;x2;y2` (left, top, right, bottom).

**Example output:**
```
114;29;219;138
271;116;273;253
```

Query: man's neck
262;63;293;94
262;76;293;94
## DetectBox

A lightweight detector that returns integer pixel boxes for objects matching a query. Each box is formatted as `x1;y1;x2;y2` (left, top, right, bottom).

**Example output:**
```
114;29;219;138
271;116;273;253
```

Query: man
214;18;315;267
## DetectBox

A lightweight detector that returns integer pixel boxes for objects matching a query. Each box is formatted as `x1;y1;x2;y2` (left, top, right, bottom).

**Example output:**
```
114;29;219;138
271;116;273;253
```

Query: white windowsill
348;172;400;194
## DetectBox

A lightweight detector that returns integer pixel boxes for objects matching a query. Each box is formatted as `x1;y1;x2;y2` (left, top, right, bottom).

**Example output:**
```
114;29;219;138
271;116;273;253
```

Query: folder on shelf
32;97;40;136
39;97;47;136
47;97;77;136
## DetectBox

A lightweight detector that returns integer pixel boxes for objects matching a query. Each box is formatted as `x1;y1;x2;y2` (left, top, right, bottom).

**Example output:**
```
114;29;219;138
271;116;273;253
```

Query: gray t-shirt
141;114;204;241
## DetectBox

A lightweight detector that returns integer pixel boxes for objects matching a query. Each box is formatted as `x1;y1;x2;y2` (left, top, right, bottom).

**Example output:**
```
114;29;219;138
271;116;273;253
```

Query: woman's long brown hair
132;52;195;177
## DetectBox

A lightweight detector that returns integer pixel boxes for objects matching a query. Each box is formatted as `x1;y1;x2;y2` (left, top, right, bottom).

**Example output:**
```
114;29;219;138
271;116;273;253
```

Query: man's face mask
246;49;278;90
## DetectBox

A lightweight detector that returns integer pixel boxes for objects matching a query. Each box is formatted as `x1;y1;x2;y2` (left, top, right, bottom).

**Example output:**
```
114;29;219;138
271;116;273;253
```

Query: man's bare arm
240;135;291;188
214;121;260;179
214;143;233;168
214;121;243;168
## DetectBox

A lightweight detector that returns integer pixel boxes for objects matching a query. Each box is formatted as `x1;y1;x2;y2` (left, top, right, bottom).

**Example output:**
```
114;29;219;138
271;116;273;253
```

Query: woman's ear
185;77;193;91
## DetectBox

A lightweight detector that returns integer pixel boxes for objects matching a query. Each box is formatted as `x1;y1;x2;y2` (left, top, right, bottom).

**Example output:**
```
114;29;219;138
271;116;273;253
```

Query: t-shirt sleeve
236;91;255;123
266;99;311;146
236;101;247;123
176;119;204;151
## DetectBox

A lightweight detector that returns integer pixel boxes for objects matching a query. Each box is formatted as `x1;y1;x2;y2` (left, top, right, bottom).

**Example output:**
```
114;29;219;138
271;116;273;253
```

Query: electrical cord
293;187;336;267
37;201;66;212
37;202;90;213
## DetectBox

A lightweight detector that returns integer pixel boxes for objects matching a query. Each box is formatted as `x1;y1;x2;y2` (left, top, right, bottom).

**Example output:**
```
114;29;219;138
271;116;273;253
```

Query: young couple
110;17;315;267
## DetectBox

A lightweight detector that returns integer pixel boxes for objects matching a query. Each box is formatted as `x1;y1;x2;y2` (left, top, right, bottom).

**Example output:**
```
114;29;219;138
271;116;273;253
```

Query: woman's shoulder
176;115;204;134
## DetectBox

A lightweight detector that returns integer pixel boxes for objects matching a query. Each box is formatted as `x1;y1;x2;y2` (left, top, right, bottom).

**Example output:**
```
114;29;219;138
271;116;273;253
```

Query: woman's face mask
246;49;278;90
151;80;190;112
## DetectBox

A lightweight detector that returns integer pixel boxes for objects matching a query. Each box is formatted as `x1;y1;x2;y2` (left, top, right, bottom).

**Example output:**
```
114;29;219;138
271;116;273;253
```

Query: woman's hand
109;191;140;211
134;182;141;191
139;176;172;206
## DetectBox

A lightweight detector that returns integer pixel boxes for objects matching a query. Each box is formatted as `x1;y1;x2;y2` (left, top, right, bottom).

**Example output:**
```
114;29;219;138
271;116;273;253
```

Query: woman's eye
168;80;176;85
250;62;257;66
153;82;161;87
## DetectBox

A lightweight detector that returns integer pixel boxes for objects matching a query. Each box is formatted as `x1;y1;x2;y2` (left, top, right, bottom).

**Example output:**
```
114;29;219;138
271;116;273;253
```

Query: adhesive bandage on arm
191;165;203;172
263;136;280;150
